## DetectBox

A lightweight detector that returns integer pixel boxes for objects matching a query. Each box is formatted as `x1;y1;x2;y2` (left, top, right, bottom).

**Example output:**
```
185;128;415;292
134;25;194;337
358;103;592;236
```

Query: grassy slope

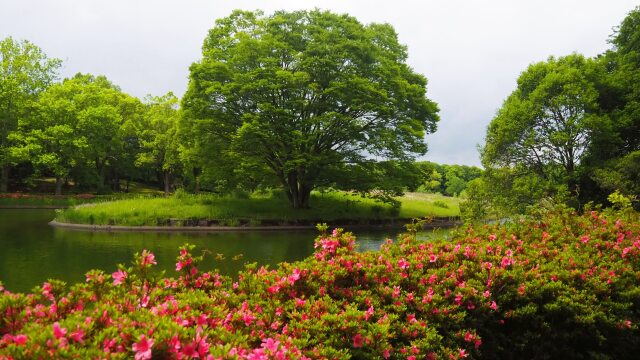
55;191;461;226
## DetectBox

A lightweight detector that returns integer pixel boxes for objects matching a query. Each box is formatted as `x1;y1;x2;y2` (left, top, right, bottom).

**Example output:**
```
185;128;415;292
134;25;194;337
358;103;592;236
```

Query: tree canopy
0;37;61;192
14;73;144;193
182;10;439;208
482;54;601;185
466;7;640;219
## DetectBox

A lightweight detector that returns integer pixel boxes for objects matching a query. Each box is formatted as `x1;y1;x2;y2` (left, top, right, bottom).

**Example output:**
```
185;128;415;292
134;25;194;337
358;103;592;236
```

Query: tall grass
55;191;461;226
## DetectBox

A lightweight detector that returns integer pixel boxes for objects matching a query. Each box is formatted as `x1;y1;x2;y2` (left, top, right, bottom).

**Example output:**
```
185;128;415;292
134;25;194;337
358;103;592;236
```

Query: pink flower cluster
0;207;639;359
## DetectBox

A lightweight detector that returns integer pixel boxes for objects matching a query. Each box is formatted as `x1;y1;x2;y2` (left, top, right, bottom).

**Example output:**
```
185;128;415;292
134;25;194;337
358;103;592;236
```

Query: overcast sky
1;1;637;166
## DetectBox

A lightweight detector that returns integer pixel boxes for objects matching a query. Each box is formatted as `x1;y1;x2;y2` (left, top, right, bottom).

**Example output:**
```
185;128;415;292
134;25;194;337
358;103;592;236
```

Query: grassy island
54;191;461;227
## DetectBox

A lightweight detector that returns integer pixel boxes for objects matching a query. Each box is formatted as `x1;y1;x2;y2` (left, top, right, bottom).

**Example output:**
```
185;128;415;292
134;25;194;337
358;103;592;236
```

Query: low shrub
1;207;639;359
432;200;449;209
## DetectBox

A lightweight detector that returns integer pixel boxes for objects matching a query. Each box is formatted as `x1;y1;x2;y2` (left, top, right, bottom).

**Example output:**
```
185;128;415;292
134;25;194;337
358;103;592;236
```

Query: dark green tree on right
467;7;640;219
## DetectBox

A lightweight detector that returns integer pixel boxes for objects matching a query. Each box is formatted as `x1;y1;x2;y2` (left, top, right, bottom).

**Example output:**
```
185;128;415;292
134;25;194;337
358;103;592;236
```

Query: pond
0;209;454;292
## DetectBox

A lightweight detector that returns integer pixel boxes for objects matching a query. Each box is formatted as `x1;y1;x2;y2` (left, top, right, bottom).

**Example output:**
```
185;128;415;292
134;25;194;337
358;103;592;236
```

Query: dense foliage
0;37;61;193
2;207;639;359
182;9;439;208
470;7;640;218
0;10;439;206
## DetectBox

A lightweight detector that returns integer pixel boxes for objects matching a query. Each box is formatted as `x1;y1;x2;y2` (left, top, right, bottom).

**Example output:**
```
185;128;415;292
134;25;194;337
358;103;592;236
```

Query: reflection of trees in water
2;209;430;292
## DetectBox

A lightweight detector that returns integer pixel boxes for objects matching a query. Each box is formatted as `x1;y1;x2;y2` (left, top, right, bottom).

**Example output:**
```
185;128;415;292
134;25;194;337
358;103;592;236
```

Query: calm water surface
0;209;453;292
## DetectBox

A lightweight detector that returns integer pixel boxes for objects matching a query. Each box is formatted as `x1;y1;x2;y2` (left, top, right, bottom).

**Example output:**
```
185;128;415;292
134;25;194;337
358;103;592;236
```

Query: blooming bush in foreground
1;206;640;359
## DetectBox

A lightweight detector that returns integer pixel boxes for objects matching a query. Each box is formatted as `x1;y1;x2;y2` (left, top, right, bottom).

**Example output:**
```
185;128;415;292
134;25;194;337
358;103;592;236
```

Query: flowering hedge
1;206;639;359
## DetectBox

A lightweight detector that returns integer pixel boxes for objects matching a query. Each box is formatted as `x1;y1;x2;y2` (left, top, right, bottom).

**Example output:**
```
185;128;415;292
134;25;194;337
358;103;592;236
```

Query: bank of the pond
0;205;67;209
49;217;461;232
0;193;146;208
54;191;462;228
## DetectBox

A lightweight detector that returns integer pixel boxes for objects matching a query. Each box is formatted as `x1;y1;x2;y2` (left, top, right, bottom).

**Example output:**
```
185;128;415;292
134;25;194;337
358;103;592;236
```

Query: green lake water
0;209;453;293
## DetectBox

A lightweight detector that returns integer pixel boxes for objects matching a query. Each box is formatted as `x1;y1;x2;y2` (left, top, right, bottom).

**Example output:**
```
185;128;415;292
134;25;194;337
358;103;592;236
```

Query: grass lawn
55;191;461;226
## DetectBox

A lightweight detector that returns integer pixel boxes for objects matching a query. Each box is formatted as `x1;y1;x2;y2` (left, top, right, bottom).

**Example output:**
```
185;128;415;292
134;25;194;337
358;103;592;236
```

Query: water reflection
0;209;452;292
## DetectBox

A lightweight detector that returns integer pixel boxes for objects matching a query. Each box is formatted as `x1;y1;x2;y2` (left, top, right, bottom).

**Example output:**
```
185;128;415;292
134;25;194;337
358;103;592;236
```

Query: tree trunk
112;169;120;192
193;167;201;194
55;177;63;196
0;165;8;193
163;170;171;196
566;158;578;194
285;172;311;209
96;161;106;193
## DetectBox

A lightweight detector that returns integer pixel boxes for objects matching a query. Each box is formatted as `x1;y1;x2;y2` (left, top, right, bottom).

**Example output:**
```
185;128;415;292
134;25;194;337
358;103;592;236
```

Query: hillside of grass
54;191;461;226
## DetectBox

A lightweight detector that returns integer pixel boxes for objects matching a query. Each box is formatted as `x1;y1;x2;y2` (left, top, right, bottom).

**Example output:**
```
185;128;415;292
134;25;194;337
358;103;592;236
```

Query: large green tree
0;37;61;192
482;54;602;193
585;6;640;201
183;10;439;208
137;93;181;195
16;74;143;193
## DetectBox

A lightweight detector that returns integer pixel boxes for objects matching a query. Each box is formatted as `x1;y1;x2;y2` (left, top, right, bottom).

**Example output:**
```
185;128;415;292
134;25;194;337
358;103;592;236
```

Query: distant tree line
465;6;640;219
413;162;483;197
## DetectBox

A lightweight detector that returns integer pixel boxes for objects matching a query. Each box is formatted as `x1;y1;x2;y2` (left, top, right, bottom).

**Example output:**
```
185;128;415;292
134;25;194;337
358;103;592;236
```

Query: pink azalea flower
112;269;127;285
13;334;27;345
141;250;157;266
464;331;474;342
429;254;438;263
132;334;154;360
70;329;84;343
352;333;364;348
262;338;280;353
53;322;67;339
42;282;54;301
365;306;374;320
168;335;181;353
500;257;512;268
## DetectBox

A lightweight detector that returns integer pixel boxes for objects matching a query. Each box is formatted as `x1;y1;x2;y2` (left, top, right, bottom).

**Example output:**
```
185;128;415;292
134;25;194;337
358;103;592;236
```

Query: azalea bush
1;206;639;359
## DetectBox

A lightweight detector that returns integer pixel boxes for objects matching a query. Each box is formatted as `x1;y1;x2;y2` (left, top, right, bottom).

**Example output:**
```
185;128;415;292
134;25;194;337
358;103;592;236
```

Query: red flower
13;334;27;345
52;322;67;339
132;334;154;360
352;333;364;348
